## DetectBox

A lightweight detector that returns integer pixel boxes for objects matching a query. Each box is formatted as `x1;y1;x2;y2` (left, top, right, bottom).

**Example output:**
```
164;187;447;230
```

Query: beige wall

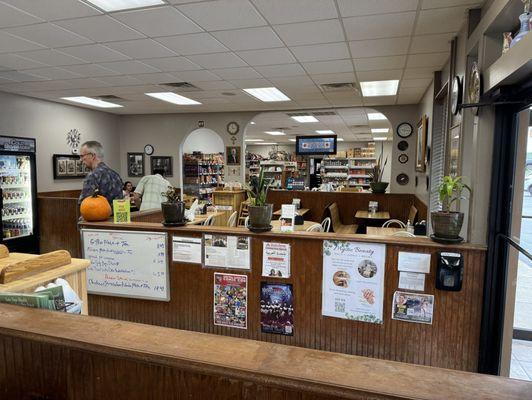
417;81;435;203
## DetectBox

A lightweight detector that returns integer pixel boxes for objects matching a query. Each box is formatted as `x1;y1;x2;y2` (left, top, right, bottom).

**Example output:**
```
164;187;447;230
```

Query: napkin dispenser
436;252;463;291
294;214;304;225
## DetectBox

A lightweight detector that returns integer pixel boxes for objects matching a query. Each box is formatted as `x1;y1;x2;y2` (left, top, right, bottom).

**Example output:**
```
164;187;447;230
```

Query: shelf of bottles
321;158;349;186
183;152;224;202
1;155;33;240
260;160;284;188
348;144;375;189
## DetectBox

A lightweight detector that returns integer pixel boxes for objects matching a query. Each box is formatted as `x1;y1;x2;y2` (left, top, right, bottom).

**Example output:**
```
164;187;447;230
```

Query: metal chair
306;223;323;232
321;217;331;232
244;216;250;228
202;214;216;226
227;211;238;227
382;219;406;228
392;230;415;237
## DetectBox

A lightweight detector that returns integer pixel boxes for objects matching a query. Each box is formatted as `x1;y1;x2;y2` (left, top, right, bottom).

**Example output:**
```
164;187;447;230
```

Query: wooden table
270;220;320;232
272;208;310;217
188;211;225;225
355;210;390;220
366;227;404;236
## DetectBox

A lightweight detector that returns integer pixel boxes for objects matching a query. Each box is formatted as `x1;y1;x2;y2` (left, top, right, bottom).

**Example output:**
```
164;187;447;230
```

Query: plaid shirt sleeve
79;171;97;204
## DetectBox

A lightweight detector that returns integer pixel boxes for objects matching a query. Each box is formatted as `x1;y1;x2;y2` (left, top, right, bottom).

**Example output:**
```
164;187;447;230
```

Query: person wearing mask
133;167;171;212
78;141;123;207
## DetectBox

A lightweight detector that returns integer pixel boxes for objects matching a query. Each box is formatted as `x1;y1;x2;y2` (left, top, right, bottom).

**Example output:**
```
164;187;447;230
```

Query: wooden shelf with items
245;152;263;181
183;152;224;202
321;157;349;186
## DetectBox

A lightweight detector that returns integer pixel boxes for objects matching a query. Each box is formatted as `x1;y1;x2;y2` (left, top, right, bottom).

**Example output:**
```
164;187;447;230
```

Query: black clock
397;140;409;151
144;144;154;155
397;122;413;138
396;173;409;185
227;121;239;135
451;76;462;115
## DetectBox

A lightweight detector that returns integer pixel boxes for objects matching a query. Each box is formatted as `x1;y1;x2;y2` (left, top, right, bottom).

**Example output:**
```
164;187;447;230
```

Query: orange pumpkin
80;190;112;221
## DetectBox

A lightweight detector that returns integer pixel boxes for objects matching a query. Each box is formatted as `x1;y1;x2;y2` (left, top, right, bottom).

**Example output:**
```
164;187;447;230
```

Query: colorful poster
213;273;247;329
262;242;290;278
260;283;294;335
392;291;434;324
322;240;386;324
204;234;251;269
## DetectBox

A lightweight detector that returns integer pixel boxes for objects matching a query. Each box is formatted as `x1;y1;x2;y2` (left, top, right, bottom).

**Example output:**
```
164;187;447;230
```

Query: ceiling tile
349;37;410;58
237;47;295;66
310;72;356;84
303;59;353;74
251;0;338;24
415;7;469;35
22;66;82;80
60;63;119;77
356;69;403;80
343;12;416;41
397;93;423;104
192;80;236;90
113;6;201;37
212;27;283;51
138;57;200;72
62;77;110;88
99;60;161;74
290;42;349;63
337;0;418;17
170;69;222;82
0;31;45;53
229;78;272;88
403;67;435;79
273;19;345;46
354;55;406;71
58;44;129;62
268;75;316;87
363;95;397;106
14;49;84;66
178;0;267;31
0;70;47;82
406;52;448;68
129;72;178;84
410;33;454;53
187;52;247;69
211;67;261;80
400;78;432;88
0;2;43;28
2;0;101;20
254;63;306;77
95;75;143;86
156;33;228;56
421;0;482;9
0;53;46;70
6;23;91;48
105;39;176;59
56;15;145;43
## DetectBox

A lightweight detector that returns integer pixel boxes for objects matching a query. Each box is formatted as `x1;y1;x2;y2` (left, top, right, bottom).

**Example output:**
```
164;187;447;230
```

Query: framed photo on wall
53;154;88;180
415;115;428;172
226;146;241;166
151;156;173;177
127;152;145;177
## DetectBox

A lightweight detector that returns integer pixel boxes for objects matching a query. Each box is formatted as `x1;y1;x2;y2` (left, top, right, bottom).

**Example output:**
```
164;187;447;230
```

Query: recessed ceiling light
360;80;399;97
256;142;277;145
367;112;387;120
337;138;344;141
145;92;201;105
265;131;285;136
373;137;387;141
288;139;296;142
316;130;334;134
85;0;164;12
250;121;256;125
291;115;318;123
245;139;263;142
61;96;123;108
371;128;389;133
242;87;291;102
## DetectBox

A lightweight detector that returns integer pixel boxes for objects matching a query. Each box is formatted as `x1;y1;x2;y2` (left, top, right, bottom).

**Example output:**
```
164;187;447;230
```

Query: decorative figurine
510;0;531;48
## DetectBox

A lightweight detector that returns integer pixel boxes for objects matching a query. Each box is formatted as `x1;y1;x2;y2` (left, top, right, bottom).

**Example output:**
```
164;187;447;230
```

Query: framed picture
53;154;88;180
226;146;241;166
415;115;428;172
448;123;462;176
151;156;173;177
127;152;145;177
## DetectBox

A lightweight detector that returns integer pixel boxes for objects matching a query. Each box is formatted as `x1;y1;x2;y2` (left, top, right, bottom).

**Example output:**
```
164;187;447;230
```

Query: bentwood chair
392;230;415;237
227;211;238;227
306;223;323;232
321;217;331;232
202;214;216;226
382;219;406;228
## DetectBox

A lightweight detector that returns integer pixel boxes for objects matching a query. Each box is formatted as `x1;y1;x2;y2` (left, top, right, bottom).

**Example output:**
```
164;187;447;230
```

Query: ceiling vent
286;112;311;117
97;94;125;101
160;82;202;92
312;111;337;116
319;82;358;93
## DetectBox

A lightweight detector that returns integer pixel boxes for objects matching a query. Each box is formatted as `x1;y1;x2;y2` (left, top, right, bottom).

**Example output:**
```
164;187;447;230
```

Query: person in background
123;181;134;198
133;167;171;212
78;141;123;207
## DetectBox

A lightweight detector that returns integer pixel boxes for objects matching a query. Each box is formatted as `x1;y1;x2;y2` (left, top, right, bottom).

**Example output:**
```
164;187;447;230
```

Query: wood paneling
84;222;486;372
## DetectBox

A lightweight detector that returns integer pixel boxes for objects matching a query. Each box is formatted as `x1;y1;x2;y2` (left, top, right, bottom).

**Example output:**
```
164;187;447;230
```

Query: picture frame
448;123;462;176
127;152;145;177
415;115;428;172
226;146;241;166
53;154;88;180
151;156;173;177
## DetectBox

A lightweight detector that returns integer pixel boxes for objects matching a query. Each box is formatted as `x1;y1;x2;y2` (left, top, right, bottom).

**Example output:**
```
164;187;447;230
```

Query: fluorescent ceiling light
242;87;291;102
265;131;285;136
371;128;389;133
256;142;277;145
373;137;387;141
360;80;399;97
61;96;123;108
367;112;387;120
291;115;318;123
337;138;344;141
145;92;201;105
84;0;164;12
316;130;334;134
288;139;296;142
245;139;263;142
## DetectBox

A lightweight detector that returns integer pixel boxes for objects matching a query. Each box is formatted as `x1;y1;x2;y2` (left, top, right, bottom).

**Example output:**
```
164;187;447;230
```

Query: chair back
227;211;238;227
392;230;415;237
238;201;250;226
321;217;331;232
306;223;323;232
202;214;215;226
328;203;341;231
383;219;406;228
408;205;418;224
244;216;250;228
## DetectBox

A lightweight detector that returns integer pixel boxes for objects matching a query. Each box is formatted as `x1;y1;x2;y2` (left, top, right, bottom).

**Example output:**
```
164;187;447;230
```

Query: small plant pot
161;201;185;224
370;182;389;194
431;211;464;239
248;204;273;230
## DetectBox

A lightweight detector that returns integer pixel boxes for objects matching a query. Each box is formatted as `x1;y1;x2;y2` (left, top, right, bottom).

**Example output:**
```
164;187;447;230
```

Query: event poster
262;242;290;278
392;291;434;324
322;240;385;324
213;273;247;329
204;234;251;269
260;283;294;336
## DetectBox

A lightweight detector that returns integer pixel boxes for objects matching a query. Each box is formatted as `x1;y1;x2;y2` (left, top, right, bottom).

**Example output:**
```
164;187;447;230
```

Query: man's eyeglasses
79;152;93;159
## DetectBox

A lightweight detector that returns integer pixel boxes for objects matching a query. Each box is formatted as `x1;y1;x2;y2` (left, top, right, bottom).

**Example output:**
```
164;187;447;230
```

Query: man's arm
78;173;97;204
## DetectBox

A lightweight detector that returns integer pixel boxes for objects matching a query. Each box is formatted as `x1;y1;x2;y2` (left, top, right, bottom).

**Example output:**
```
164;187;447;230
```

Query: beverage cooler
0;136;39;253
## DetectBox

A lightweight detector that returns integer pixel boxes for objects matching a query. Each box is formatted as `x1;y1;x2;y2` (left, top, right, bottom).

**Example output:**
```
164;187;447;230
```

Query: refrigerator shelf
3;214;32;221
3;198;30;204
3;232;32;241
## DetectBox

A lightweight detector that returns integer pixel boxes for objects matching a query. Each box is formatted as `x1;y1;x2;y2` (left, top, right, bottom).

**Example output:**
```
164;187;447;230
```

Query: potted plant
431;175;471;240
245;169;273;232
369;147;388;194
161;186;185;225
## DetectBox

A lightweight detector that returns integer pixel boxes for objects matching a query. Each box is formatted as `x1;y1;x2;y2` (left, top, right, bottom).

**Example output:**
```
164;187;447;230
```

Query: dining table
272;208;310;217
187;211;225;225
270;220;320;232
366;227;404;236
354;210;391;220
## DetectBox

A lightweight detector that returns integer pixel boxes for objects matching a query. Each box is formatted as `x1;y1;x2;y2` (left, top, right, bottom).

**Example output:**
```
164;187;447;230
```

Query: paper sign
262;242;290;278
280;204;295;232
398;272;425;291
398;252;431;274
113;199;130;223
172;236;202;263
204;234;251;270
392;291;434;324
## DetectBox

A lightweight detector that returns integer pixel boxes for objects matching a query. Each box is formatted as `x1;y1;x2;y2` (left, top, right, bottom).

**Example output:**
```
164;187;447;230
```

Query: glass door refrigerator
0;136;39;253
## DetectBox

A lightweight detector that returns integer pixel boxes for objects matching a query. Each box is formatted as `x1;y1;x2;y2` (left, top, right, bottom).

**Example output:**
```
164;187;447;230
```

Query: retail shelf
2;214;32;220
2;198;30;204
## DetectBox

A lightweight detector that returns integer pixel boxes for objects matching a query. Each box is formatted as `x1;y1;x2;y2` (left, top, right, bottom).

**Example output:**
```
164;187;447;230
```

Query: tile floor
510;340;532;380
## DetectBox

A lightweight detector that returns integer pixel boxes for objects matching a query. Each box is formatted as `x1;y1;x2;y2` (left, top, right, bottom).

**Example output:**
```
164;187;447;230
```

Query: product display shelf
321;158;349;186
260;160;284;188
183;152;224;202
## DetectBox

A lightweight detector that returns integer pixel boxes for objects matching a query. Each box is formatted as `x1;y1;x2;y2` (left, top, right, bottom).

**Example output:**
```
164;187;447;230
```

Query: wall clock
396;173;409;186
397;140;409;151
451;76;462;115
227;121;239;135
468;61;481;115
397;122;413;138
398;153;408;164
144;144;154;155
67;129;81;154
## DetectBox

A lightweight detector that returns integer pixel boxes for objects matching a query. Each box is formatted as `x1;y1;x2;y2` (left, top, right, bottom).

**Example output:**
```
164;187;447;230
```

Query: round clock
144;144;154;155
396;173;409;186
396;122;413;138
227;121;239;135
451;76;462;115
397;140;409;151
468;61;481;115
398;153;409;164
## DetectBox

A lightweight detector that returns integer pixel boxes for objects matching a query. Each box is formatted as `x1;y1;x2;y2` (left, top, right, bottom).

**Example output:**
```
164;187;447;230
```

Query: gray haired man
79;140;123;206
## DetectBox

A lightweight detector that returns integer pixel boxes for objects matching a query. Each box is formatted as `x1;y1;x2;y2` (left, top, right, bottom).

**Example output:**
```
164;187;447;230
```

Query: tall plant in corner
245;168;274;231
369;142;389;194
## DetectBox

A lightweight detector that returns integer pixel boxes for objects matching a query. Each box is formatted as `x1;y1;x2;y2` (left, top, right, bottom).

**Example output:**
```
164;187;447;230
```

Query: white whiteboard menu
82;229;169;301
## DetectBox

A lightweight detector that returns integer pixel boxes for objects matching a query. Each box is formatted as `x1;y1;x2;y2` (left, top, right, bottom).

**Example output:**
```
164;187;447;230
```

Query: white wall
417;81;435;202
0;91;120;192
182;128;225;154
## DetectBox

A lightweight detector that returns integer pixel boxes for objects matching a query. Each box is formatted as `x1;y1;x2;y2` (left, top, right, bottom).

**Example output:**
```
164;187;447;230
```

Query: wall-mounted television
295;135;337;156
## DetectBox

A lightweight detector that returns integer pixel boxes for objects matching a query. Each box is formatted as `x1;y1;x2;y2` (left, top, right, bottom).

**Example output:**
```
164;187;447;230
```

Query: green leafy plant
245;168;272;206
161;186;180;203
438;175;471;212
368;144;388;183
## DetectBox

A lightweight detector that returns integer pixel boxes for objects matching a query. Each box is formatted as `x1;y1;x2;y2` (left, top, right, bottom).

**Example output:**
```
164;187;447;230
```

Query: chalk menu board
82;229;169;301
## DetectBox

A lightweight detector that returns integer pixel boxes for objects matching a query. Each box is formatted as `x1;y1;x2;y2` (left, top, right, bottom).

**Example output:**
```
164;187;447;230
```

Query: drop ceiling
0;0;483;114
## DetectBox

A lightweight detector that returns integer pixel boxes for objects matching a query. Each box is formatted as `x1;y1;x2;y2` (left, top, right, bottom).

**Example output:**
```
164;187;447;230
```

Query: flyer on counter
260;283;294;336
113;199;130;224
397;252;431;274
398;271;425;291
172;236;202;264
262;242;291;278
279;204;295;232
213;273;247;329
392;291;434;324
322;240;386;324
204;234;251;269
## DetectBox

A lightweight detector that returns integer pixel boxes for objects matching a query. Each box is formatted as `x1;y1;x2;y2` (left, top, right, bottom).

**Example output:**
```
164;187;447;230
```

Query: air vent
221;92;236;96
286;112;311;117
319;82;358;93
312;111;336;116
160;82;202;92
97;94;124;101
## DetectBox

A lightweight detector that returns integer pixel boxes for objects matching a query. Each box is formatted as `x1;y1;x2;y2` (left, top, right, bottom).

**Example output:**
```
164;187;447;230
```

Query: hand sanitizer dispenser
436;252;463;291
